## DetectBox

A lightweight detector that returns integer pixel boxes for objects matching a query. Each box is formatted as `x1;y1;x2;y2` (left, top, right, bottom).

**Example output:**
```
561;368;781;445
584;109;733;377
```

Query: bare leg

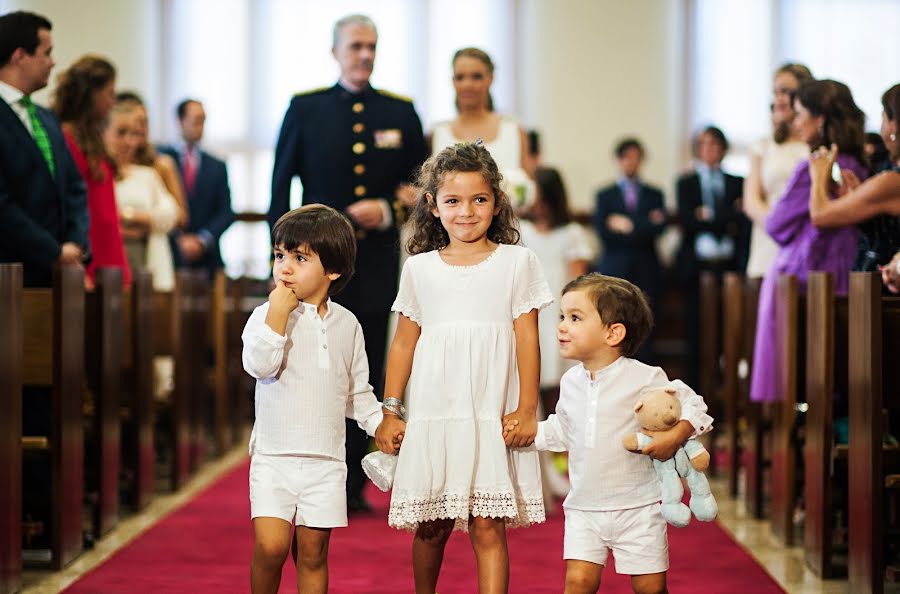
564;559;603;594
251;517;292;594
412;519;454;594
295;525;332;594
631;572;667;594
468;516;509;594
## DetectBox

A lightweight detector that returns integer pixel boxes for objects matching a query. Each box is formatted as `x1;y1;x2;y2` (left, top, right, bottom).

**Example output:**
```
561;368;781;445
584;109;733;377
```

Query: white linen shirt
535;357;713;512
0;80;32;135
242;299;382;459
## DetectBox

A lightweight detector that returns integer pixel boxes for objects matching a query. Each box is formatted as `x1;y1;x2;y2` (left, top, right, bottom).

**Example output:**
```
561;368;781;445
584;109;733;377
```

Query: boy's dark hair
406;142;520;255
271;204;356;296
0;11;51;68
562;273;653;358
614;137;644;159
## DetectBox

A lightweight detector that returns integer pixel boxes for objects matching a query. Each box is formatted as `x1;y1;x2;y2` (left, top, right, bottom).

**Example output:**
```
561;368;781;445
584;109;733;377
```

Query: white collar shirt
241;299;383;459
535;357;713;511
0;80;32;135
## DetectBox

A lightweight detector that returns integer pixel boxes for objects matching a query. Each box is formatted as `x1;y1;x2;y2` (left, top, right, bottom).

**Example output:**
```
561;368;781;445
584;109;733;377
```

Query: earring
891;133;897;142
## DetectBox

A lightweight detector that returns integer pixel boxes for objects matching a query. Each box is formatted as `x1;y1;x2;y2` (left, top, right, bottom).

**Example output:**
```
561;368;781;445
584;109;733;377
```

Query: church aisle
52;457;787;593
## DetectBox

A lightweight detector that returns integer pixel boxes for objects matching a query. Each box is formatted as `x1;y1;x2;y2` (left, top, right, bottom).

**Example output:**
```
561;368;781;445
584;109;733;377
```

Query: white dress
745;137;809;278
389;244;552;531
115;165;179;291
519;220;596;388
431;115;534;210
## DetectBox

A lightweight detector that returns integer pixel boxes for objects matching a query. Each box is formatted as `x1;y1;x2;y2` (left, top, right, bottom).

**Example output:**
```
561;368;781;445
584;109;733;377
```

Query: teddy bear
622;386;718;528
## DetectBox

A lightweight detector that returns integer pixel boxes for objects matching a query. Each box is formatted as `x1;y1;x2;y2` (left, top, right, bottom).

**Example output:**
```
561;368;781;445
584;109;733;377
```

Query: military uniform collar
334;81;375;100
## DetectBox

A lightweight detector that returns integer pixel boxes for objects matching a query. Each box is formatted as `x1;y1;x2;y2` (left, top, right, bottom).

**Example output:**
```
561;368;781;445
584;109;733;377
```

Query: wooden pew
848;272;900;594
227;277;250;446
804;271;847;578
698;271;721;473
0;264;23;594
22;266;85;569
770;274;803;546
210;270;231;454
121;270;155;510
189;271;210;470
83;268;123;538
721;272;743;497
740;277;766;519
154;271;194;490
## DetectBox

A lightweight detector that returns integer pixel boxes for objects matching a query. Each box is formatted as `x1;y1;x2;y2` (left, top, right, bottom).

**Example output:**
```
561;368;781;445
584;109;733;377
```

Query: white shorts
564;503;669;575
249;454;348;528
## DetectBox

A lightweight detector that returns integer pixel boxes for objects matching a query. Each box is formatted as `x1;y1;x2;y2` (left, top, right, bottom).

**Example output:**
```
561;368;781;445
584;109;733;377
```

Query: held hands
501;409;537;447
177;234;206;263
375;412;406;454
58;242;84;267
881;251;900;294
346;199;385;230
606;213;634;234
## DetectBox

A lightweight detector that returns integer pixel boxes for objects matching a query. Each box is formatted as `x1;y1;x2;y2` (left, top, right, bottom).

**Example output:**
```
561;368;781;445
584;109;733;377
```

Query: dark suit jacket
592;180;667;301
0;98;89;287
674;170;745;278
269;83;427;313
158;145;234;276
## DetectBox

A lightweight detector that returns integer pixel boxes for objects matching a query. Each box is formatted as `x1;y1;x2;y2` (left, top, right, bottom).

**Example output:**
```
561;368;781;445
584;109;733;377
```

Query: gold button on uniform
352;102;364;113
354;185;366;197
353;164;365;175
355;229;367;240
352;142;366;155
352;123;365;133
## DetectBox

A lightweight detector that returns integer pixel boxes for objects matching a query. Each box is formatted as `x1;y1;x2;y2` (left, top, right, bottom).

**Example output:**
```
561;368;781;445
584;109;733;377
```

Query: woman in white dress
743;63;814;278
430;47;534;210
104;100;181;291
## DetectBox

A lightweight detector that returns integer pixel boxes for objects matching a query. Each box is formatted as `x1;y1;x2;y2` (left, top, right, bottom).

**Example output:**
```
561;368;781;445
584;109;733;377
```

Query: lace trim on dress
435;244;503;270
389;490;545;532
391;301;422;325
512;287;554;319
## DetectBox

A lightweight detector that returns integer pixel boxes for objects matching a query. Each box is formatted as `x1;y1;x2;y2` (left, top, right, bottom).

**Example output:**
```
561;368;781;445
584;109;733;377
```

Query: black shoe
347;495;373;514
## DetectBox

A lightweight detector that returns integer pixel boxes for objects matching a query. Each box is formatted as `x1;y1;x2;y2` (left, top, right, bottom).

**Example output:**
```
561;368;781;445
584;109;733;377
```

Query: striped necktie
19;95;56;178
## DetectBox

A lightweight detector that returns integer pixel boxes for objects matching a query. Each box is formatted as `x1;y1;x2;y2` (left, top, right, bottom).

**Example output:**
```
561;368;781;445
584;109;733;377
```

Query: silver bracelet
382;405;406;421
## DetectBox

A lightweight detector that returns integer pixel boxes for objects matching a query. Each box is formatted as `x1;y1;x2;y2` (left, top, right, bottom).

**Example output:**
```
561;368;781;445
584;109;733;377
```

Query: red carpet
65;460;784;593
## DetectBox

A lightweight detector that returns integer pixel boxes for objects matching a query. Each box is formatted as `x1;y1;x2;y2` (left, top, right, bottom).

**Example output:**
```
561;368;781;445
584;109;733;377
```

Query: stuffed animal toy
622;387;717;528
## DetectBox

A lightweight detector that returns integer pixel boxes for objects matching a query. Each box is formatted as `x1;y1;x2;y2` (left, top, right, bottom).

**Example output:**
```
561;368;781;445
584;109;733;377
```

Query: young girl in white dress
375;142;551;593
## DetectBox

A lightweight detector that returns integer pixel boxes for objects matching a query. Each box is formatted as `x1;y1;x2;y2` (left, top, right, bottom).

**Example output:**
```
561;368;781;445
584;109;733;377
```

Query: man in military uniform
269;14;427;513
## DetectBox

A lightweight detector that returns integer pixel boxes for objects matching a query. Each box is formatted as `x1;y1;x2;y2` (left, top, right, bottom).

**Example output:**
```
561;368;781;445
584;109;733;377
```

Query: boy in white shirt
242;204;383;594
508;273;712;594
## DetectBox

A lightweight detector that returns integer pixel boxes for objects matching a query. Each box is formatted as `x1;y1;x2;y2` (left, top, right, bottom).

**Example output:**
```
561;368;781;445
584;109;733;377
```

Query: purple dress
749;155;867;402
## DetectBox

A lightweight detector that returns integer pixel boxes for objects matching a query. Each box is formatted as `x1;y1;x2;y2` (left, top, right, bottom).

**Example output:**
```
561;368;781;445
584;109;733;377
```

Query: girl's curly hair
52;55;116;181
405;142;520;255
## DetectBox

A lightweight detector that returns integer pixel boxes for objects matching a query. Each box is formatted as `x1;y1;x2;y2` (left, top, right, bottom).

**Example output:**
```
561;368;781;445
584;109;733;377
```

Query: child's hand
501;409;537;447
641;420;694;461
268;280;299;315
375;413;406;455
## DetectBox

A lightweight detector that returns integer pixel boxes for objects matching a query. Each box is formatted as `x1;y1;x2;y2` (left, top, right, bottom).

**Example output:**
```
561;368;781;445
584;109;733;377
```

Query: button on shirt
535;357;713;512
242;299;383;459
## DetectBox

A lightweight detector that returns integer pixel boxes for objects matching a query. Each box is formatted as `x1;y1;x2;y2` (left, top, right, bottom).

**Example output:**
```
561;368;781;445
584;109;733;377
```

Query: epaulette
376;89;413;103
293;86;331;98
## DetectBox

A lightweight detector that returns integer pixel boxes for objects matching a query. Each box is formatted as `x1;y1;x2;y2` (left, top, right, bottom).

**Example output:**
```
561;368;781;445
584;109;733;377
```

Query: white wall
1;0;165;138
517;0;687;212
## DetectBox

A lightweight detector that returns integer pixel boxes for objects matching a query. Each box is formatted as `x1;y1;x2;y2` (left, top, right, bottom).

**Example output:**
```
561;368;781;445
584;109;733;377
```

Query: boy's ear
605;322;627;348
327;271;341;282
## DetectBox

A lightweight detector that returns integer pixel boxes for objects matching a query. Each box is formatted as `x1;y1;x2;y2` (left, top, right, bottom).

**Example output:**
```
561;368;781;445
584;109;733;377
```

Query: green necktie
19;95;56;178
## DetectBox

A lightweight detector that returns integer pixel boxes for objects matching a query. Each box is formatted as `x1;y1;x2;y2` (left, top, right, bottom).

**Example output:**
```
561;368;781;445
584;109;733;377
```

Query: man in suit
0;10;89;288
675;125;745;387
269;14;427;513
592;138;667;363
159;99;235;278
